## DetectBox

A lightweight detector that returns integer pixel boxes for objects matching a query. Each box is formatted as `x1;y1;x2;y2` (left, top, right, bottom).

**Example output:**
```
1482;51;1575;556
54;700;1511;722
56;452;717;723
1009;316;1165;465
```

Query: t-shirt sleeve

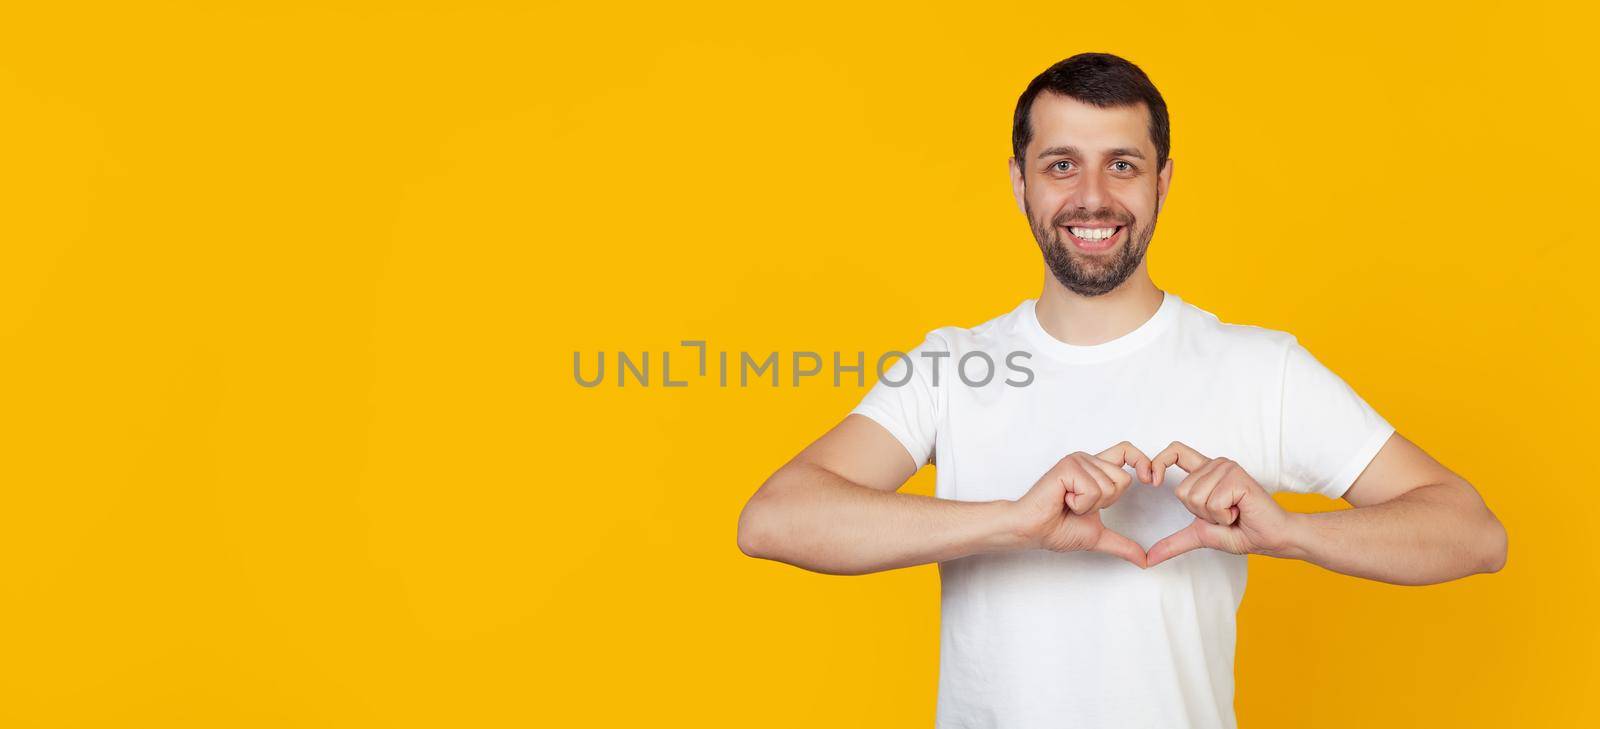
1275;338;1397;499
848;330;945;471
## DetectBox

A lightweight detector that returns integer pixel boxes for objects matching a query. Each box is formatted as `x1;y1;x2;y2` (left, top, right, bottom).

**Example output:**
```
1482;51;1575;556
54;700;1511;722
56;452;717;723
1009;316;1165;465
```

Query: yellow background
1;1;1594;726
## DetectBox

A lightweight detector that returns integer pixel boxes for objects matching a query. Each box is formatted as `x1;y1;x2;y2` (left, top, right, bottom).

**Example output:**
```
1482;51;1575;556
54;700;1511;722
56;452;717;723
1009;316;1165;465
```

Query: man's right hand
1009;443;1154;568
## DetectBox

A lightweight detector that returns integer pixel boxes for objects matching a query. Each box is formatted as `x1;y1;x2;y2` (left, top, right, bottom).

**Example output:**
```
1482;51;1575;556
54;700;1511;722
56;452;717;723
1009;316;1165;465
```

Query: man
735;52;1506;729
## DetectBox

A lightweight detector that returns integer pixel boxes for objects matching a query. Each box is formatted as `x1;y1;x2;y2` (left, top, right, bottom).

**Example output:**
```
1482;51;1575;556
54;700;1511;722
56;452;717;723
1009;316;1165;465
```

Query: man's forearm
737;462;1023;575
1275;481;1507;585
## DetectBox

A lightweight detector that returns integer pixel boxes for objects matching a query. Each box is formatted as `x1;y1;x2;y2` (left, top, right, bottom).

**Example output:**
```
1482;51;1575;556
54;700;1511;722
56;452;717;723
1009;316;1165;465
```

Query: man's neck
1033;272;1165;346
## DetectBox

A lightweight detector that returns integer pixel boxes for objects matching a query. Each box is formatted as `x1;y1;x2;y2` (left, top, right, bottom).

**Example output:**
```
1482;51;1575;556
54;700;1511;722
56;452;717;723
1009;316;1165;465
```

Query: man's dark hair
1011;53;1170;172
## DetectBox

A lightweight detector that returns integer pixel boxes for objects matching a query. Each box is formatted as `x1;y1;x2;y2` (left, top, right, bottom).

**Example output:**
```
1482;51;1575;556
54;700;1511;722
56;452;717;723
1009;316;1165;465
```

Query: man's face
1010;92;1173;297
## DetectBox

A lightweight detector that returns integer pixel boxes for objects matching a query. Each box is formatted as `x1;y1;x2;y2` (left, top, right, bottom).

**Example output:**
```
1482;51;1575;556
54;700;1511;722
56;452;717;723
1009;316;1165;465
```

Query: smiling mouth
1062;224;1123;250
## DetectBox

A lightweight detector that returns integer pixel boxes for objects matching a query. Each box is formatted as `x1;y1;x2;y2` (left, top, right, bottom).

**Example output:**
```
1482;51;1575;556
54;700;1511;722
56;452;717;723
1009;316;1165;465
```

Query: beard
1026;198;1158;297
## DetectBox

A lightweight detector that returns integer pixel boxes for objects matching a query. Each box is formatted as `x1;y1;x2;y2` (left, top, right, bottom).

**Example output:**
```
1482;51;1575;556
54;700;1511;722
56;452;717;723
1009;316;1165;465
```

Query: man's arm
1279;431;1508;585
737;414;1019;575
1146;434;1508;586
736;415;1151;575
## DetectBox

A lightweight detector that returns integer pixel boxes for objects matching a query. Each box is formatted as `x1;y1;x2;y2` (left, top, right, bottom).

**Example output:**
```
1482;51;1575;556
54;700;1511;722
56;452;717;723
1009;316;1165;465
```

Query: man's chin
1058;245;1122;270
1047;251;1144;295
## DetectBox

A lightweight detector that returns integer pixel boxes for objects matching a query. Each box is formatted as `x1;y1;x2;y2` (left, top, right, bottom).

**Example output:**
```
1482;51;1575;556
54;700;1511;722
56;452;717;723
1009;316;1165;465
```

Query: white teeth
1068;226;1117;241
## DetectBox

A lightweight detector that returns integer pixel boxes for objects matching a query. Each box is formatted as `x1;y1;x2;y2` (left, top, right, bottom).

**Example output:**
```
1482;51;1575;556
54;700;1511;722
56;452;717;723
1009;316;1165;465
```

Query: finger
1091;527;1148;568
1172;457;1220;507
1058;473;1084;514
1074;457;1117;512
1147;519;1211;567
1151;440;1212;480
1060;463;1106;515
1089;447;1145;489
1204;469;1243;526
1181;461;1230;524
1082;455;1134;508
1096;441;1155;485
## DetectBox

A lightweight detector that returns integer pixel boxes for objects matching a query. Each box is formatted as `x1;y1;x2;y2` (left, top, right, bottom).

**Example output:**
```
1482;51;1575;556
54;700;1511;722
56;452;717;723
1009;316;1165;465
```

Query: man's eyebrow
1036;145;1147;160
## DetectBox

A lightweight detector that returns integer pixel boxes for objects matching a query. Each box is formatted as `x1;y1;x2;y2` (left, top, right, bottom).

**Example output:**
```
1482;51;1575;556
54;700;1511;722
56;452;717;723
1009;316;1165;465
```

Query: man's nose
1069;168;1108;215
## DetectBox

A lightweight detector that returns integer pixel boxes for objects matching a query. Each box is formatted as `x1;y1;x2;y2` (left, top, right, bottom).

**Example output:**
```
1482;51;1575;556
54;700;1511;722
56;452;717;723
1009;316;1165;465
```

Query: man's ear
1009;157;1027;215
1156;157;1174;215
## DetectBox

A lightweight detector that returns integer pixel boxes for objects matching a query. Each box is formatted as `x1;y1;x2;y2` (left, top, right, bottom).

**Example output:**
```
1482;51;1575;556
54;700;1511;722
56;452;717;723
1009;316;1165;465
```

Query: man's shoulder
1174;295;1299;357
914;300;1033;352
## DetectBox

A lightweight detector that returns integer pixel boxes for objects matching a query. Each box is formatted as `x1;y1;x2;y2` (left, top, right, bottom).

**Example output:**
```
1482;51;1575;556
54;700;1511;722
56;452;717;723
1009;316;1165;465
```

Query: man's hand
1010;442;1155;568
1146;441;1297;567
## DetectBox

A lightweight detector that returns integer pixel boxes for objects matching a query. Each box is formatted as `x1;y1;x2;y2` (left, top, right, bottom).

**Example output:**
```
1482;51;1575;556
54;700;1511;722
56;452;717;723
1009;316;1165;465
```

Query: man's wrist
1263;510;1315;561
981;499;1033;554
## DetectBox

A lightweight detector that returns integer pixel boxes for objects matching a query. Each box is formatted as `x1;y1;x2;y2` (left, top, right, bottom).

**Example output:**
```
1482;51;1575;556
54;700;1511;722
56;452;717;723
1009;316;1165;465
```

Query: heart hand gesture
1146;441;1297;567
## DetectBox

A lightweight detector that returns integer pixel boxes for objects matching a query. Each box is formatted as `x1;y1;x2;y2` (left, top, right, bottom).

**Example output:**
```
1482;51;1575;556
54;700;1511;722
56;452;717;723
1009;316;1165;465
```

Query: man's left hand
1146;441;1301;567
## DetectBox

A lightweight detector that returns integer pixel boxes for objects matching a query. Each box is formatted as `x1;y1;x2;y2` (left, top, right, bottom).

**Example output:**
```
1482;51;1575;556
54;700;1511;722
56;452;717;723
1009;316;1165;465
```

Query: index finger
1150;440;1212;484
1095;440;1155;486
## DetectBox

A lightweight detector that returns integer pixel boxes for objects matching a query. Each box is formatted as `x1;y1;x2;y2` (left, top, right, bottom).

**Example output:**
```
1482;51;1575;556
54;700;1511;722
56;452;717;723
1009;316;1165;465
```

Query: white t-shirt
850;290;1395;729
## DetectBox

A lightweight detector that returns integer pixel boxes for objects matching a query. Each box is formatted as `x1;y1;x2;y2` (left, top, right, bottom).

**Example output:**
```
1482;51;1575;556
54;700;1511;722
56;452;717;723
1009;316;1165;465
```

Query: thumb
1146;519;1218;567
1091;527;1148;569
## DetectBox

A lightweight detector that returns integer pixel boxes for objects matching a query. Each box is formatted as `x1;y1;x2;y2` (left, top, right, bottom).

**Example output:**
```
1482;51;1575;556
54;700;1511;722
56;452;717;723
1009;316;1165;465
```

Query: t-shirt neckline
1020;290;1182;364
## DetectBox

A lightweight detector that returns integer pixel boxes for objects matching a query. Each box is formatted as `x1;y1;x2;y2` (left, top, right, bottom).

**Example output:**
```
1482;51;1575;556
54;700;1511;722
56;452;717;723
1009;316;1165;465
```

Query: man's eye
1112;161;1134;172
1051;160;1073;172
